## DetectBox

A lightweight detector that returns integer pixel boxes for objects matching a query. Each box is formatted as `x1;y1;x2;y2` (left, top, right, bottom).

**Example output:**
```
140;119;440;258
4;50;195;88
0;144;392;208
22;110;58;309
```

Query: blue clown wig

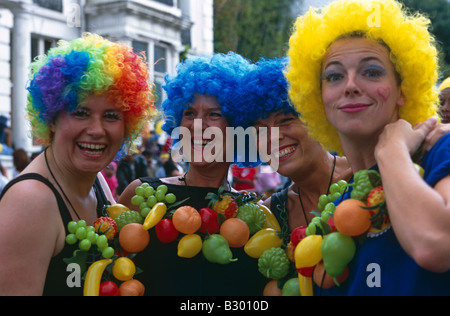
231;58;299;167
161;52;254;135
232;57;298;129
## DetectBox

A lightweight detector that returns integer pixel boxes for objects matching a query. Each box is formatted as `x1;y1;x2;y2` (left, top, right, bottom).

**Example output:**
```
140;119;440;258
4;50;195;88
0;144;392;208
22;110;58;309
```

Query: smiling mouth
192;139;214;148
340;103;371;113
77;142;107;155
274;145;297;160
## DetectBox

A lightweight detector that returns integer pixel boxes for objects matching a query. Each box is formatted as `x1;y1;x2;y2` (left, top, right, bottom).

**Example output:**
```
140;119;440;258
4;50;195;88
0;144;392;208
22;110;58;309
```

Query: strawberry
94;217;118;240
367;186;385;207
206;187;238;219
366;186;390;230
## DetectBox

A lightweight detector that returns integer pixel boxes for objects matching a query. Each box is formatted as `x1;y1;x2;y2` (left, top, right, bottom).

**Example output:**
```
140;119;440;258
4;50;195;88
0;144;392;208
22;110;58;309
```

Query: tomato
199;208;220;234
99;281;120;296
290;226;307;247
155;219;179;244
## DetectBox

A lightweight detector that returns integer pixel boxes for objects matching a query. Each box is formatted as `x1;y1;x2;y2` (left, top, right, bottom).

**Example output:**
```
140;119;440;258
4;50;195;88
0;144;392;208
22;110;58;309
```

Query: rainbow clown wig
286;0;440;155
27;33;154;155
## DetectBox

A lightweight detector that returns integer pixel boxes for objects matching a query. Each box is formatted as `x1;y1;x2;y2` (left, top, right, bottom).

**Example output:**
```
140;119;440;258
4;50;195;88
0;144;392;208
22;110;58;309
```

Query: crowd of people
0;0;449;296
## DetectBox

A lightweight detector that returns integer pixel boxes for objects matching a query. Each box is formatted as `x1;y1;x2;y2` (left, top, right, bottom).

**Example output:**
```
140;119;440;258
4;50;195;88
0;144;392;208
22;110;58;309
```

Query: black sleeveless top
135;177;267;296
0;173;109;296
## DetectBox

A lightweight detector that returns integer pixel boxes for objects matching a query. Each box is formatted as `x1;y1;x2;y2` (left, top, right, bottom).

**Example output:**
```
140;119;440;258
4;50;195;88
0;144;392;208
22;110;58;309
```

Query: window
132;40;149;58
154;45;167;73
33;0;63;12
31;36;58;62
153;0;174;6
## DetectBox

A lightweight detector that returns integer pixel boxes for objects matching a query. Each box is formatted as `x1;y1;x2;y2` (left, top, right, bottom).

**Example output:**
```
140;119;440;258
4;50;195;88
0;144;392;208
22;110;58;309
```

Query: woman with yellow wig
287;0;450;295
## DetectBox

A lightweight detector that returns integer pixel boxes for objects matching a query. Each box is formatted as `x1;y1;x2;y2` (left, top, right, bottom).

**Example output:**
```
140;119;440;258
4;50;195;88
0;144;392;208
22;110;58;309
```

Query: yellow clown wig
286;0;439;154
440;77;450;92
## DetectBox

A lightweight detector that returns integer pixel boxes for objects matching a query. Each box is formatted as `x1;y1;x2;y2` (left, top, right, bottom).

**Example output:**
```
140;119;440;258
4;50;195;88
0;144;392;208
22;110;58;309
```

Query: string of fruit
63;184;183;296
139;185;284;264
291;165;424;296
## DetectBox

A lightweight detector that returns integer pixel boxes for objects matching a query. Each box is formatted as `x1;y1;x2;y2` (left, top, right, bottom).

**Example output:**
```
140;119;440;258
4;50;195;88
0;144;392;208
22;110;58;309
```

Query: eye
71;108;89;118
279;117;294;125
362;65;386;79
209;111;223;118
182;109;195;118
321;70;344;83
104;110;122;121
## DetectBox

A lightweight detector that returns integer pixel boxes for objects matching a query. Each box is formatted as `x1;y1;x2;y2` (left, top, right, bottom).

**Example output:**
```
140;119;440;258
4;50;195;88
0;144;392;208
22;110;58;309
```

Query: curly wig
286;0;439;154
440;77;450;92
232;57;297;129
161;52;253;135
27;33;154;155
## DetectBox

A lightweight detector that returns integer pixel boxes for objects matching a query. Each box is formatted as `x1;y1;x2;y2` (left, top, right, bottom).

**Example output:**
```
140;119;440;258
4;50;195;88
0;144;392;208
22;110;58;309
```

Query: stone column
11;1;33;152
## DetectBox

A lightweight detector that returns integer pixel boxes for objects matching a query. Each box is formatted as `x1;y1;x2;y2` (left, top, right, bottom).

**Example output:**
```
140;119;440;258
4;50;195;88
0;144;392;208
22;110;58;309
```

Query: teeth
78;143;106;151
193;139;213;146
275;146;296;159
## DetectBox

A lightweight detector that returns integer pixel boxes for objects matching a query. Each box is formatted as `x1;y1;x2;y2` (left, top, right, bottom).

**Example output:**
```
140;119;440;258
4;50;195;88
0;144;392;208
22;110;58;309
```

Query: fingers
423;121;450;151
414;117;438;139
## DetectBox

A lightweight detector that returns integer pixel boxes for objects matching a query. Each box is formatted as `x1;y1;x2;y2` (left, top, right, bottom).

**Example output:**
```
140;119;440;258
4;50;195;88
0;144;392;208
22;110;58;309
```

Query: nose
86;115;106;138
344;73;362;97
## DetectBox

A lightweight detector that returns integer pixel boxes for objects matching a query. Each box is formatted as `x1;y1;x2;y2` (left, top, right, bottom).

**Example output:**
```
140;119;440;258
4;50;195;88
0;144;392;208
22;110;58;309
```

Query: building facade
0;0;214;155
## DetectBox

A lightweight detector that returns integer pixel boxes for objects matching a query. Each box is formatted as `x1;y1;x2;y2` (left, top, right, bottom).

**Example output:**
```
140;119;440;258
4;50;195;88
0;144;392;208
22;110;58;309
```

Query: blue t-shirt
318;134;450;296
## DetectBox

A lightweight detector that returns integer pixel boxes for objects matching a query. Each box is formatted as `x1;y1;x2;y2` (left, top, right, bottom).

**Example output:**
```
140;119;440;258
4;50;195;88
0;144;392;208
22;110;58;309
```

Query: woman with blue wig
235;57;352;236
119;52;267;296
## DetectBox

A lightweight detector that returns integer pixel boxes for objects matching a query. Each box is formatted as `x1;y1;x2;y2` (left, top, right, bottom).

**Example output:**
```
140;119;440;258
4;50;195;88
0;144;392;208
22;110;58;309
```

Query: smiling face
321;38;405;143
51;94;125;173
439;88;450;124
179;94;229;166
254;111;319;176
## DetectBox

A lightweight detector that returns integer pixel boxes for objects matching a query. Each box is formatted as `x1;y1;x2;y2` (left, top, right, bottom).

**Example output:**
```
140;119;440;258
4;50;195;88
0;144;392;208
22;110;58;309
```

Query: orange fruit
313;261;349;289
119;223;150;253
172;206;202;235
220;218;250;248
263;279;282;296
119;279;145;296
334;199;371;236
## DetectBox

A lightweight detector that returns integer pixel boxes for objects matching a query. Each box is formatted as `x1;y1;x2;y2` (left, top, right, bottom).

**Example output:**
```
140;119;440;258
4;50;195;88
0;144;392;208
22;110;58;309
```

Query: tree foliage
214;0;298;61
399;0;450;79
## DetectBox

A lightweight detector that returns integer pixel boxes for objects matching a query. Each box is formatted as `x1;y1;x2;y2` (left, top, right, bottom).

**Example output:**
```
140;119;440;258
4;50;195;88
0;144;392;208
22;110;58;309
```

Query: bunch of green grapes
306;180;348;236
131;183;177;218
65;220;115;259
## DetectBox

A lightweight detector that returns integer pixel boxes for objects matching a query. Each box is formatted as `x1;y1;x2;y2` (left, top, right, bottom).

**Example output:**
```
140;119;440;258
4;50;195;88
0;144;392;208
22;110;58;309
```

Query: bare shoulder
118;178;143;211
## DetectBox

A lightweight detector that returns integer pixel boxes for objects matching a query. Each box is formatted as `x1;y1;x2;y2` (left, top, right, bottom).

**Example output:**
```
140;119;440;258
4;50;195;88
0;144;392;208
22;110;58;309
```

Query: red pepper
199;208;220;234
155;219;179;244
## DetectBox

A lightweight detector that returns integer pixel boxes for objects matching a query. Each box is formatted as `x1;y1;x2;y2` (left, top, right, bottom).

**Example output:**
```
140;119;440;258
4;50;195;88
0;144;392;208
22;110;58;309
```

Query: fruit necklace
45;148;83;221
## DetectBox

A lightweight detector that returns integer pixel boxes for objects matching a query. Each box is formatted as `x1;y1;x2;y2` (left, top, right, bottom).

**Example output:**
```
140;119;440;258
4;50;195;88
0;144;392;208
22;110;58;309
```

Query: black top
0;173;109;296
135;177;267;296
270;188;291;244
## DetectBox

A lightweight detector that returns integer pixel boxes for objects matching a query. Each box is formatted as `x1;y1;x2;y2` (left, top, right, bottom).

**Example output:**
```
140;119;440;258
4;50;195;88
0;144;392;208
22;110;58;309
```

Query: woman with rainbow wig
0;33;153;295
439;77;450;124
287;0;450;295
118;52;267;296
